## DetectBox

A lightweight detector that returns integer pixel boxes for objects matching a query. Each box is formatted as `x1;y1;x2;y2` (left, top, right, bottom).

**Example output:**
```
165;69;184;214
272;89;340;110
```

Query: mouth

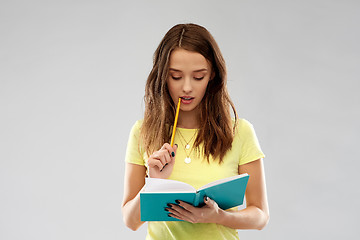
180;96;194;100
180;96;194;104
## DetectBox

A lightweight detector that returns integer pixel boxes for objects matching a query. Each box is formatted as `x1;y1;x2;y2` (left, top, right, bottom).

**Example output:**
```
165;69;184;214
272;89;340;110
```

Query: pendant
185;144;190;149
184;157;191;164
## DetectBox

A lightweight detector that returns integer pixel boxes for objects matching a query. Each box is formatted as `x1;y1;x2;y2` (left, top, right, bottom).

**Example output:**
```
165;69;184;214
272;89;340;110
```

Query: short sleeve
125;120;145;166
236;119;265;165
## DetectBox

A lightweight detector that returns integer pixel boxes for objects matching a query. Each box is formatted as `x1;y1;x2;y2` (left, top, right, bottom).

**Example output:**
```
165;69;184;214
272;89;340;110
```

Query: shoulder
233;118;254;131
233;118;252;127
232;118;257;139
130;119;143;131
134;119;143;127
127;120;144;139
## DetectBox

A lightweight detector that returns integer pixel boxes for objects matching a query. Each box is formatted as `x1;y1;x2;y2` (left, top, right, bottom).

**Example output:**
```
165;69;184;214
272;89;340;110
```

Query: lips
180;96;194;104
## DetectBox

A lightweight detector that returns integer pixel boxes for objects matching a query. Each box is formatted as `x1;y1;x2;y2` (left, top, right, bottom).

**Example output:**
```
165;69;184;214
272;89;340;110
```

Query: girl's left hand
167;197;222;224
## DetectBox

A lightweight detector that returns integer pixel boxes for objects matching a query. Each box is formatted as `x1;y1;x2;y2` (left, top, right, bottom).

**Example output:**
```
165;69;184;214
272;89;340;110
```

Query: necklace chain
177;130;197;164
178;130;197;149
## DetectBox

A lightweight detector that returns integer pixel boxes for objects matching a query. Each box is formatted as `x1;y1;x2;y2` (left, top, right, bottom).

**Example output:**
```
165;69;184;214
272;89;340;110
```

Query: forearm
217;206;269;230
122;191;144;231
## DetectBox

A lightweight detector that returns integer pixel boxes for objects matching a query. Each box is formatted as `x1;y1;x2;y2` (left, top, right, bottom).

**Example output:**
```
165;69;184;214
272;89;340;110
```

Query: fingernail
175;200;180;204
171;152;175;157
160;163;168;172
168;214;172;217
167;203;172;208
164;208;169;212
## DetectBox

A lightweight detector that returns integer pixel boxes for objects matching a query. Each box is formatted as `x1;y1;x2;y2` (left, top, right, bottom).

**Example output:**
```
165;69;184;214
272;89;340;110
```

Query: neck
176;110;200;129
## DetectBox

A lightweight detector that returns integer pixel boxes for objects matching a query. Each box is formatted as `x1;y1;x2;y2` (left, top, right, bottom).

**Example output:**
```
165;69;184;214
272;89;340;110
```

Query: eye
171;76;182;80
194;77;204;81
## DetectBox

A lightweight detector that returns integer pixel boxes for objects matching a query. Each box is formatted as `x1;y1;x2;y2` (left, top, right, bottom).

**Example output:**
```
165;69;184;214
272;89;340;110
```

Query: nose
182;77;192;94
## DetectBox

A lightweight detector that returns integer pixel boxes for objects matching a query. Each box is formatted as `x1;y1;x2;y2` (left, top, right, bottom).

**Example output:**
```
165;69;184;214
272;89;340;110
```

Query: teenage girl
122;23;269;240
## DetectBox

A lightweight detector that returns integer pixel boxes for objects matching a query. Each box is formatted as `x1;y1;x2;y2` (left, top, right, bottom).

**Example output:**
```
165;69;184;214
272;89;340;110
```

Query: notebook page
144;178;196;192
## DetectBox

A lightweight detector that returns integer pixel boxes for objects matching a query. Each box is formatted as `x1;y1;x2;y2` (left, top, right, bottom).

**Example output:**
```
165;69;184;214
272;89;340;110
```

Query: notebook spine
194;191;201;206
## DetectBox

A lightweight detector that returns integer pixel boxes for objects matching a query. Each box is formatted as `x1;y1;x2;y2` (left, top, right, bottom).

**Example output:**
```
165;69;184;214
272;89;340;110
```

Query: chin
180;105;199;113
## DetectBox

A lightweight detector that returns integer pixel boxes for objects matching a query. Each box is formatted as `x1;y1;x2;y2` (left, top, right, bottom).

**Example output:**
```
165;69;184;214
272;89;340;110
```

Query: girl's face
167;48;213;115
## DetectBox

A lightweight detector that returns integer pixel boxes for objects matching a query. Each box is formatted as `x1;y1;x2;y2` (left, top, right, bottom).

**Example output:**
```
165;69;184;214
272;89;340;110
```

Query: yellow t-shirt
125;119;265;240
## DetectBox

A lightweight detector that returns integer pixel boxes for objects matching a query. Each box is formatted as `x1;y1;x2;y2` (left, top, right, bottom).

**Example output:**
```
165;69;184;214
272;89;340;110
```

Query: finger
174;144;178;154
204;196;217;209
160;142;170;150
147;156;164;170
168;212;194;223
160;149;172;164
151;151;166;166
161;143;176;158
160;163;168;172
170;203;197;220
169;206;197;223
158;150;171;164
167;212;185;221
148;159;163;170
176;200;197;212
151;161;164;170
157;150;172;172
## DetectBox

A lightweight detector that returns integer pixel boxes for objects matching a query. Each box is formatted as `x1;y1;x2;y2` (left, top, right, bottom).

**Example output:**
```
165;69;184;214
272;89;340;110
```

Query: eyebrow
169;68;208;73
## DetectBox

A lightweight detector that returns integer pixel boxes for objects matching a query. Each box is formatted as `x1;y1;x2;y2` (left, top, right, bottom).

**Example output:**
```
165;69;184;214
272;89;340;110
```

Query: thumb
204;196;216;208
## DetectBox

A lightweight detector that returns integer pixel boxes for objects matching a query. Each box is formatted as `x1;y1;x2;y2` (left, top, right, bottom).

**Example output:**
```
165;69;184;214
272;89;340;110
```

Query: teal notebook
140;173;249;221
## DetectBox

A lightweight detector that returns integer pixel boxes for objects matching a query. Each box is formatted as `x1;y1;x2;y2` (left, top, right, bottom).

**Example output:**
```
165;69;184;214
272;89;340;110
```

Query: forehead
169;48;210;70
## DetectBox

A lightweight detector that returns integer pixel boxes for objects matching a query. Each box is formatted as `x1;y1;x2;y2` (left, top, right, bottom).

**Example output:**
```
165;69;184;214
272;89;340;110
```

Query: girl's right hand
147;143;177;179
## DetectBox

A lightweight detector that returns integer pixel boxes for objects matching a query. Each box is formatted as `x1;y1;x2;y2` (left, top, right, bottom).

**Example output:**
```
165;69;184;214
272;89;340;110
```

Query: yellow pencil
170;98;181;147
160;98;181;172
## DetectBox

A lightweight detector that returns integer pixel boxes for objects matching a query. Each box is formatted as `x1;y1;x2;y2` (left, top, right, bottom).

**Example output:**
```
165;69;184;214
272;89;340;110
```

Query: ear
210;70;215;80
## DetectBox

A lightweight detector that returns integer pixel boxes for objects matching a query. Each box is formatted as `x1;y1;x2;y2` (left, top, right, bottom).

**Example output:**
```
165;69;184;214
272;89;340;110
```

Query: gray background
1;0;359;239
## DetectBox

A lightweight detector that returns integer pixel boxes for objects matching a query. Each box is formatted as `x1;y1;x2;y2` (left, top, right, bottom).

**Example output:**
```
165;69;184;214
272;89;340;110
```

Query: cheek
197;81;210;96
166;81;177;98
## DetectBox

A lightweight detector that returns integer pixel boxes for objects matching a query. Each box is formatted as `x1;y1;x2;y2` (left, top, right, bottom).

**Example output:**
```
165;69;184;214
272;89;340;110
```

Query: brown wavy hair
140;23;238;164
